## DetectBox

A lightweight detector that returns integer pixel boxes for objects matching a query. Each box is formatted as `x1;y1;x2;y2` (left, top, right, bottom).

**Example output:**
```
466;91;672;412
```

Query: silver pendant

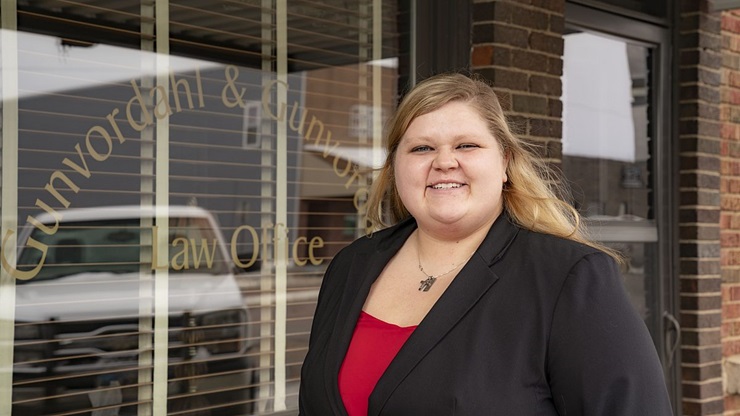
419;276;436;291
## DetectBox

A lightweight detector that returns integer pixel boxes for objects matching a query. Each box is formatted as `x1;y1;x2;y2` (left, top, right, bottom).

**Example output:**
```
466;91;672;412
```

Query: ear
502;151;510;183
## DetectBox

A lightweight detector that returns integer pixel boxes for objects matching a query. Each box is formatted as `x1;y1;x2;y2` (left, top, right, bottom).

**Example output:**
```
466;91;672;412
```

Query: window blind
7;0;405;414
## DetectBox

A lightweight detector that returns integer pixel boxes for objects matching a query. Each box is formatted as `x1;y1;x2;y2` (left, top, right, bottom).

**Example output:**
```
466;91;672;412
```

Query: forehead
416;100;481;120
402;101;490;138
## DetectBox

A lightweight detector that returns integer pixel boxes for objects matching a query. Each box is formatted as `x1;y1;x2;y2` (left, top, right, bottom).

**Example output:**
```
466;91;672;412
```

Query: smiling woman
298;73;674;416
394;100;508;240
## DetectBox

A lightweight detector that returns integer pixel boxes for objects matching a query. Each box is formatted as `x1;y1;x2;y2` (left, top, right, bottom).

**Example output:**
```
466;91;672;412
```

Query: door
563;2;680;410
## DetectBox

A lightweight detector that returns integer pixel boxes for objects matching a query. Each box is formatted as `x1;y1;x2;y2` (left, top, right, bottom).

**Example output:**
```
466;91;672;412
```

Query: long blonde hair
366;72;620;261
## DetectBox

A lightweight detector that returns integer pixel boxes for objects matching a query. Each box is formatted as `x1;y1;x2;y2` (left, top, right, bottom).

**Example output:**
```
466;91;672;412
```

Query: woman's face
394;101;508;236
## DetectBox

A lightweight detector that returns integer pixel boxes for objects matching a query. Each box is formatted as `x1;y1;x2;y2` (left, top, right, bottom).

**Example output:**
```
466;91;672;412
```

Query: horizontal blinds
10;0;403;415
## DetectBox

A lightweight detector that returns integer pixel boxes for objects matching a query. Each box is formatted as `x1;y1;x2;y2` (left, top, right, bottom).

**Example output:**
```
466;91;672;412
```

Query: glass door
563;2;679;410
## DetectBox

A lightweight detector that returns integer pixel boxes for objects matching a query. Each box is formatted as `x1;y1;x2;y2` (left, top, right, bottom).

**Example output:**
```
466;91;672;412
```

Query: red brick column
722;7;740;416
680;1;723;415
470;0;564;160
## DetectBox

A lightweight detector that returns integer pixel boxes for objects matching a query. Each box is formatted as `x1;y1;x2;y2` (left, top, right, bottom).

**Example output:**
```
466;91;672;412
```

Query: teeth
431;183;462;189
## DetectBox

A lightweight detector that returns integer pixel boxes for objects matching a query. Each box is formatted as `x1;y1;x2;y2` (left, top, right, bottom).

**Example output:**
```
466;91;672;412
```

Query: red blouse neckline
338;310;417;416
360;310;417;328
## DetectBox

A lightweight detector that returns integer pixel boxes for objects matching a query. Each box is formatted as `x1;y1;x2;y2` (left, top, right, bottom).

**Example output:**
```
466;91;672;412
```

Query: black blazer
299;213;674;416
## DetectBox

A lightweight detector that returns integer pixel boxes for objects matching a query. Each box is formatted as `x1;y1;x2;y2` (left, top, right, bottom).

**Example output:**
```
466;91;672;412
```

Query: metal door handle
663;311;681;369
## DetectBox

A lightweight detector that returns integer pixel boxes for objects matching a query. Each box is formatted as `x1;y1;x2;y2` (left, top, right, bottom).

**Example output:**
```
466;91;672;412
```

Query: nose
432;147;458;170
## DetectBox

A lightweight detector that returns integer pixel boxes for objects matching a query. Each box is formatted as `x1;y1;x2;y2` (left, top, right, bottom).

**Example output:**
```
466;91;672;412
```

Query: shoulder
507;226;613;272
522;227;601;255
541;239;671;414
523;230;622;297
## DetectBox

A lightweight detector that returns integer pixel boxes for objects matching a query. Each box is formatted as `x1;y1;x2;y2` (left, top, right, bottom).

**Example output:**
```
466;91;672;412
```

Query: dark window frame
411;0;471;82
568;0;670;24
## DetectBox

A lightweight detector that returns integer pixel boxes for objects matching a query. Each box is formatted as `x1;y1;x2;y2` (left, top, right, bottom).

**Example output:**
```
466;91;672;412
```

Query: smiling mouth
429;183;464;190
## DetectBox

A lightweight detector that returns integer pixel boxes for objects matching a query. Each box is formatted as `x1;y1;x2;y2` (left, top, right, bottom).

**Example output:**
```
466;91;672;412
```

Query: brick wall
680;1;724;415
470;1;738;415
470;0;564;159
723;7;740;416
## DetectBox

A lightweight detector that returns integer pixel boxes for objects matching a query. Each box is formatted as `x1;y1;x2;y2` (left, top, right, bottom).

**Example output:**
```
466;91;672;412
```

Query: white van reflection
12;205;257;416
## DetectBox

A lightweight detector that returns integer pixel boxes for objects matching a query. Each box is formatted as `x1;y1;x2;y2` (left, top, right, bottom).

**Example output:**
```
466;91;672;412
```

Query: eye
411;145;432;153
458;143;479;149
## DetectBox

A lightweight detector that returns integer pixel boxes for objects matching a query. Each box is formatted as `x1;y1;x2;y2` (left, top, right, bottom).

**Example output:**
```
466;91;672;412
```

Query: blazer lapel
323;219;417;415
367;213;520;416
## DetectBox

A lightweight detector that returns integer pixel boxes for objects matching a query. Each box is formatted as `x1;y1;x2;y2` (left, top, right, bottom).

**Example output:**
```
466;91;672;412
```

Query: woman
299;73;673;415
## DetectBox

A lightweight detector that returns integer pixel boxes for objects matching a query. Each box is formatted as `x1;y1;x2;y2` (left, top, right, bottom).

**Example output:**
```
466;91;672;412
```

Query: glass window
3;1;406;415
563;6;679;408
562;31;659;329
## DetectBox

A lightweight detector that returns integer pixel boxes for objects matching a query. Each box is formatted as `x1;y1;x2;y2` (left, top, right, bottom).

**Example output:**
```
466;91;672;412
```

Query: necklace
417;248;473;292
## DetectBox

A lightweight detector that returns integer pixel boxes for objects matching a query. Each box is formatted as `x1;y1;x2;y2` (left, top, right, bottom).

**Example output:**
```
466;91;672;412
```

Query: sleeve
305;251;343;347
546;252;674;416
298;250;344;416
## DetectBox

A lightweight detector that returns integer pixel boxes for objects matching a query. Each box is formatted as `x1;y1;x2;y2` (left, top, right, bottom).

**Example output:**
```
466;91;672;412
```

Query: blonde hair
366;72;621;262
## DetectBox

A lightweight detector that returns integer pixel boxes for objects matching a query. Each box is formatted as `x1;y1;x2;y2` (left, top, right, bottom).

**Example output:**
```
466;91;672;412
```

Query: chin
428;212;469;226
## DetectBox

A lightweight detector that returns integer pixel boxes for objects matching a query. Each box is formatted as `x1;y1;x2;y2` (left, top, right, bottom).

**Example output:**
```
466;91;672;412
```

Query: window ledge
724;355;740;394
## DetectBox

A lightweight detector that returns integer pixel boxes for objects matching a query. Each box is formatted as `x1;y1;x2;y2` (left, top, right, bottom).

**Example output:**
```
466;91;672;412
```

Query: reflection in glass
562;32;651;221
561;32;657;328
8;0;404;414
13;206;253;415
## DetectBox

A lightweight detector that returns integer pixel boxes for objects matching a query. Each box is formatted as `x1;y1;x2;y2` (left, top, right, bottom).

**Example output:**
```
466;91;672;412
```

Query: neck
414;227;485;270
414;221;491;257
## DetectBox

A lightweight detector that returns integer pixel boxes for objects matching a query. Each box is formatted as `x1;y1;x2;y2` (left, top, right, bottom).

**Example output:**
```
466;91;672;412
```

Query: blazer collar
368;212;520;415
324;212;520;415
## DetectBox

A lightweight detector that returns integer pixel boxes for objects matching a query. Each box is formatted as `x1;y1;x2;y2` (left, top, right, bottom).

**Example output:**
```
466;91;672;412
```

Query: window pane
561;31;659;329
9;1;405;414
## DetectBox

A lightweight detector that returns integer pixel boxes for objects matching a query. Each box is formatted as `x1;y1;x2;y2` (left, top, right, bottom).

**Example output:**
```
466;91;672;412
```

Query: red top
338;311;417;416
